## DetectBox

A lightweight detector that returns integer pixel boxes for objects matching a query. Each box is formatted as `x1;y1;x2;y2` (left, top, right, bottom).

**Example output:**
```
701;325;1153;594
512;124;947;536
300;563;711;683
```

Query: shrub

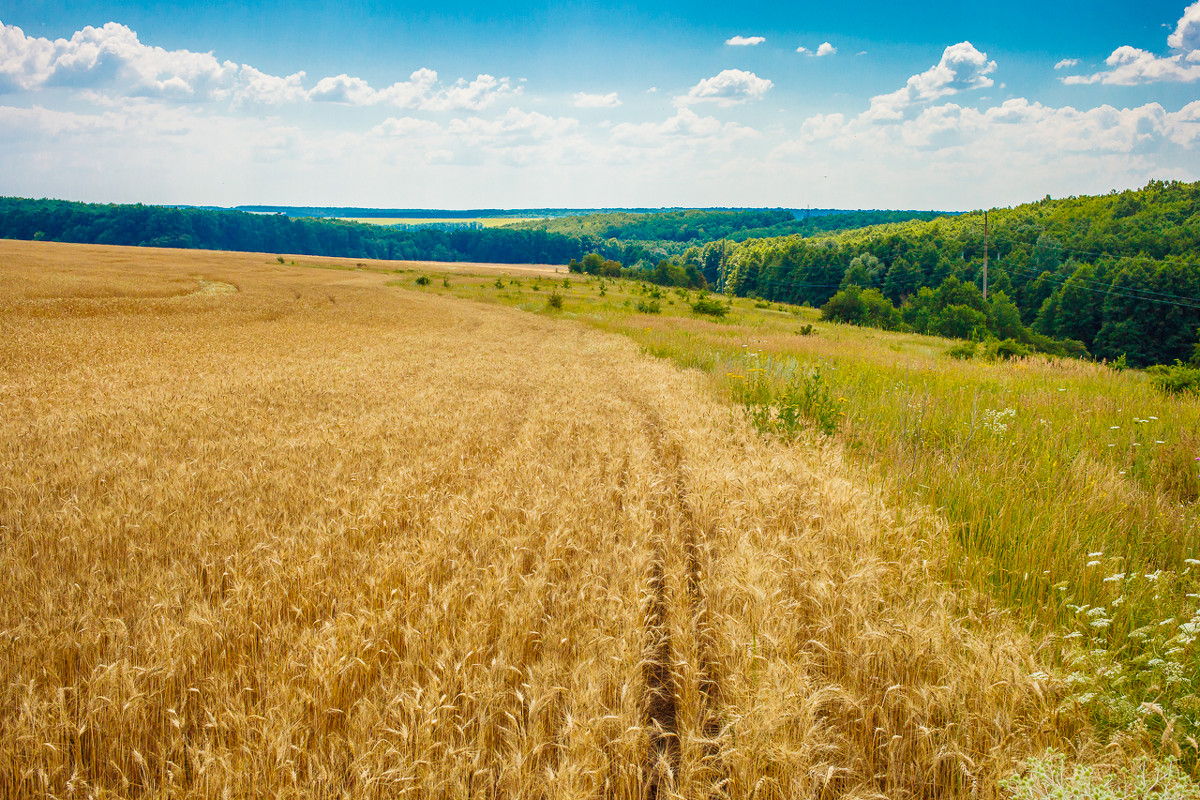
636;299;662;314
494;278;504;289
442;277;451;288
691;297;728;317
415;275;431;286
1148;361;1200;395
821;286;900;329
547;291;564;310
947;341;977;360
797;324;815;336
984;338;1031;361
933;304;989;339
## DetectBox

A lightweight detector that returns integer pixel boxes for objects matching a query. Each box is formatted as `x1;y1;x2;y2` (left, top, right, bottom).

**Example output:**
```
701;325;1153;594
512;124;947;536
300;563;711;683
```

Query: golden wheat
1;241;1085;798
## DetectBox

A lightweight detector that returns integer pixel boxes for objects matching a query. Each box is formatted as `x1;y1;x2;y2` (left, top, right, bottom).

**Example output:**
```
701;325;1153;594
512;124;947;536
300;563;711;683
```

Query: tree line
510;207;950;245
0;198;593;265
721;180;1200;366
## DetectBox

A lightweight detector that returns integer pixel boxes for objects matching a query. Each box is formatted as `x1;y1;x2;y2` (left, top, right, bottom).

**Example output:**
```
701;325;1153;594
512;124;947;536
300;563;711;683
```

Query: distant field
337;216;544;227
0;239;1090;799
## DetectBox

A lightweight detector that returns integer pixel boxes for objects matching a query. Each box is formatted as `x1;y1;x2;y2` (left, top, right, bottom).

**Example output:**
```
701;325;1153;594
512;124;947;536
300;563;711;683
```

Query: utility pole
983;209;989;300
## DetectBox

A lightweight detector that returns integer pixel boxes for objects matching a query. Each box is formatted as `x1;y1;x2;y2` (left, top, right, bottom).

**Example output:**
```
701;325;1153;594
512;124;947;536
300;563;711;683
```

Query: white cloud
610;108;758;149
677;69;773;106
1054;58;1079;70
0;20;517;110
448;107;578;144
0;20;240;99
572;91;621;108
1169;1;1200;52
1064;1;1200;85
234;65;307;105
369;116;442;137
797;42;837;56
308;73;376;104
863;41;996;122
308;69;516;111
725;36;766;46
1064;45;1200;85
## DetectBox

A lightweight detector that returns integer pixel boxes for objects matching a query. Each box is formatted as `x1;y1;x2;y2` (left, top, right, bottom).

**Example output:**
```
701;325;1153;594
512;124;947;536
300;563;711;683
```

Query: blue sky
1;0;1198;209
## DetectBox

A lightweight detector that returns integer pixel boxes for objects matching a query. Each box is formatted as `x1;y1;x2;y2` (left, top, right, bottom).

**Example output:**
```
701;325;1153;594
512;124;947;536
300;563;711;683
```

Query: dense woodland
510;207;949;243
0;198;591;265
2;181;1198;364
717;180;1200;366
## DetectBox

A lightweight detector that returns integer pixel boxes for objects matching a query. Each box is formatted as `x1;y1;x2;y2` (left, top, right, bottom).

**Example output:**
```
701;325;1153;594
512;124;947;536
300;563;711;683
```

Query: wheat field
1;241;1086;798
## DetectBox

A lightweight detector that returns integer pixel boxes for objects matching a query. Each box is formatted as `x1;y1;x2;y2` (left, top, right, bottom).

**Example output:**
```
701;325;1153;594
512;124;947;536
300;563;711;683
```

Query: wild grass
0;240;1098;798
418;267;1200;771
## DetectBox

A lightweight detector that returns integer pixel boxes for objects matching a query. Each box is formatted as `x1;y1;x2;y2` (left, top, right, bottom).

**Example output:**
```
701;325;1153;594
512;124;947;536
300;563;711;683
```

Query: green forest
717;180;1200;367
508;207;949;243
2;180;1198;365
0;198;592;265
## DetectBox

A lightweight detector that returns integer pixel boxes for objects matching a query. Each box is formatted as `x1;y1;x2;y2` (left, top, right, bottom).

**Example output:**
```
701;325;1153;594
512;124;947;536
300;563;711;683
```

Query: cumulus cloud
1054;58;1079;70
797;42;837;56
725;35;765;46
677;69;772;106
572;91;621;108
0;19;518;110
0;20;240;98
1064;1;1200;85
863;41;996;121
308;69;516;111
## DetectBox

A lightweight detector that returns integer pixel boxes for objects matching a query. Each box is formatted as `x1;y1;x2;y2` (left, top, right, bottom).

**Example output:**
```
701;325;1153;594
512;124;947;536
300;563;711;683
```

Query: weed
637;299;662;314
733;356;840;438
547;290;564;310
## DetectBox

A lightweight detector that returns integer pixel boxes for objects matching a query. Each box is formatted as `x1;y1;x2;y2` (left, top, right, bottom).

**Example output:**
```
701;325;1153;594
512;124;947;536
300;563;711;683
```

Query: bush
1148;361;1200;395
946;341;977;360
546;291;564;310
984;338;1031;361
691;297;728;317
797;324;814;336
932;304;989;339
636;299;662;314
821;286;900;329
415;275;431;286
442;277;451;288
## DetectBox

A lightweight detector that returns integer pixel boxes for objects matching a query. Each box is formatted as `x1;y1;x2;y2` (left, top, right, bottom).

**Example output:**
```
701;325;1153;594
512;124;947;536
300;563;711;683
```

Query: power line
1000;262;1200;311
995;260;1200;305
